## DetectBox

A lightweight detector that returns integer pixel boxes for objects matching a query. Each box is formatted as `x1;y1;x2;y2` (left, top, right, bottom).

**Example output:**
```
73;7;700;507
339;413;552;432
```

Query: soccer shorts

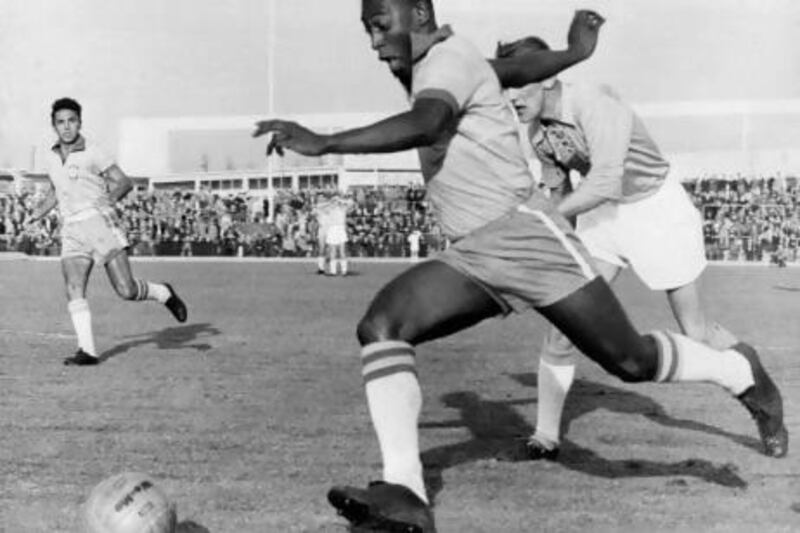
576;178;707;290
325;225;348;246
436;196;598;313
60;208;129;264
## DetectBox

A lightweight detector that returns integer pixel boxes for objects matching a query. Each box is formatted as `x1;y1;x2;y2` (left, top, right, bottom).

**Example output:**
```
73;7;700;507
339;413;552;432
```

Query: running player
253;3;786;531
29;98;188;366
496;36;744;460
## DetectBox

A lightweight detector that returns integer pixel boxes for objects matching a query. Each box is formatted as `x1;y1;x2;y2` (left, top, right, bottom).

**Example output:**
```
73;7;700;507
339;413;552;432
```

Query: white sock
133;279;171;303
651;331;754;395
362;341;427;504
68;298;97;357
341;260;348;275
317;256;326;271
328;261;337;276
534;358;576;446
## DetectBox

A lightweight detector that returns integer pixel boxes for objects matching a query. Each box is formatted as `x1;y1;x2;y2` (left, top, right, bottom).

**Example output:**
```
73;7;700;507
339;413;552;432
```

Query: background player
312;192;331;274
29;98;188;366
497;36;743;459
325;192;351;276
253;2;786;531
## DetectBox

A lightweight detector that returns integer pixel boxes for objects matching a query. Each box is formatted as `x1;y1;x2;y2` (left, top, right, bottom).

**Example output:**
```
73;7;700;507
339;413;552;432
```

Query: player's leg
529;259;622;457
538;276;787;458
104;250;188;322
316;240;327;274
666;281;739;349
337;243;349;275
61;255;99;365
327;239;337;275
331;260;503;516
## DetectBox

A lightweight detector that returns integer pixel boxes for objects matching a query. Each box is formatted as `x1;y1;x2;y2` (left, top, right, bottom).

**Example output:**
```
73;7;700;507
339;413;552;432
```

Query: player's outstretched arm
253;98;455;156
490;10;605;88
102;165;134;203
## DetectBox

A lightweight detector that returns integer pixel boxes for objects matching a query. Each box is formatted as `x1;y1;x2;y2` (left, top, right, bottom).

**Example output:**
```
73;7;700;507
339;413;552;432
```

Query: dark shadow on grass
509;372;761;454
176;521;212;533
773;285;800;292
420;383;750;503
100;323;221;361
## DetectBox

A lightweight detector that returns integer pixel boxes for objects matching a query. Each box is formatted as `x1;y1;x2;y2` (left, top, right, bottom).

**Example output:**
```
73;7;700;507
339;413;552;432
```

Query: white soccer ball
83;472;177;533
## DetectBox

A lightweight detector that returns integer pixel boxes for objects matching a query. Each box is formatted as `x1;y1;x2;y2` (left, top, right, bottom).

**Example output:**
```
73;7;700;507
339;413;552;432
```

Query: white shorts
61;208;129;264
325;225;347;246
576;178;706;290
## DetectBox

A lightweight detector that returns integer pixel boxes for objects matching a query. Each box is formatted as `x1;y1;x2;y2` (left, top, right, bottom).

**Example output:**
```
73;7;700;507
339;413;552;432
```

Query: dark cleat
733;343;788;458
163;283;188;323
328;481;436;533
523;435;560;461
63;349;100;366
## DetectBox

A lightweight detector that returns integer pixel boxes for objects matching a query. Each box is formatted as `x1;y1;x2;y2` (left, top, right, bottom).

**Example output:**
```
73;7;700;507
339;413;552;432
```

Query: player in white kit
497;37;742;459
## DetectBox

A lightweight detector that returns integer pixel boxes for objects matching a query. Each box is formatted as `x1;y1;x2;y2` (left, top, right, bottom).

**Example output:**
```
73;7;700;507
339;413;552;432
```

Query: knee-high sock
651;331;754;395
534;358;576;446
133;279;170;304
362;341;427;503
68;298;96;357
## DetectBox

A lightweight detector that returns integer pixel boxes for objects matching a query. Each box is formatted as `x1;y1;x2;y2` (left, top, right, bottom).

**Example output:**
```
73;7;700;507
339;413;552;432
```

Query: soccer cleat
523;435;560;461
163;283;188;323
733;343;788;458
63;349;100;366
328;481;436;533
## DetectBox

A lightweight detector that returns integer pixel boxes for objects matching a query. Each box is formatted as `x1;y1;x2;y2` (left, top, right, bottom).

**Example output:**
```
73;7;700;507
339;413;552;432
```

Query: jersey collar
411;25;453;64
51;135;86;154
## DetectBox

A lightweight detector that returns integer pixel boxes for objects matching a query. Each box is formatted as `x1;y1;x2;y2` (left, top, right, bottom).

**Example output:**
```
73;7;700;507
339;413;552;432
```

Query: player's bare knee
356;312;402;346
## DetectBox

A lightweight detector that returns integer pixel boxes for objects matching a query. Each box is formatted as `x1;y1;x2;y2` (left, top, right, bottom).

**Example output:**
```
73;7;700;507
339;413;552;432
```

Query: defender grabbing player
254;3;786;532
497;37;745;460
30;98;187;366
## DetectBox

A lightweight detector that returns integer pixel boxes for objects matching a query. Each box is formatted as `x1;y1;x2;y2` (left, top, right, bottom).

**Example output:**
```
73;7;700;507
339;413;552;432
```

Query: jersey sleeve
89;145;116;175
412;45;480;116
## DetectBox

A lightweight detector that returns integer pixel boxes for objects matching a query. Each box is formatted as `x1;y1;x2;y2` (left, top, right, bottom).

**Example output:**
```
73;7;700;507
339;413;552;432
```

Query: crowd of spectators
3;174;799;264
0;184;445;259
683;174;800;265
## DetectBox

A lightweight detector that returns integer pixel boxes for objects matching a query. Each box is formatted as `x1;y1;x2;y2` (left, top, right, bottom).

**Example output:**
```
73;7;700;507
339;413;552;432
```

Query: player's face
52;109;82;145
361;0;414;79
506;83;546;123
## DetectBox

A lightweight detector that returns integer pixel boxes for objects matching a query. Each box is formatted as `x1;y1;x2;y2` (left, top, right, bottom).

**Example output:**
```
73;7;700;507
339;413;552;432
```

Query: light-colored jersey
46;136;115;222
531;82;669;203
411;26;536;241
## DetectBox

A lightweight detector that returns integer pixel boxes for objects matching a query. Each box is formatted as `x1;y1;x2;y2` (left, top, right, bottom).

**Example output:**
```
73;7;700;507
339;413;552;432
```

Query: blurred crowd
683;174;800;265
0;184;445;259
3;175;799;264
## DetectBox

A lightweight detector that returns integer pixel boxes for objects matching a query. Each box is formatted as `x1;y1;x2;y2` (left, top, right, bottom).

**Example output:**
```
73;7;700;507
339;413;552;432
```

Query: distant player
407;227;422;262
325;193;350;276
253;4;785;531
312;193;331;274
29;98;187;366
497;37;744;459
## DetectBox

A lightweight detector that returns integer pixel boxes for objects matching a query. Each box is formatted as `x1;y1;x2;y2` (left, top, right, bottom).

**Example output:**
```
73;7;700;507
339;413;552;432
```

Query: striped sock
362;341;427;504
67;298;97;357
650;331;754;395
133;280;170;304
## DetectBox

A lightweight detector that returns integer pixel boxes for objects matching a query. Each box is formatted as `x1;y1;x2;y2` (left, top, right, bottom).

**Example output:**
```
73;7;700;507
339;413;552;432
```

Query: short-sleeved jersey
531;82;669;203
411;26;536;241
46;136;116;222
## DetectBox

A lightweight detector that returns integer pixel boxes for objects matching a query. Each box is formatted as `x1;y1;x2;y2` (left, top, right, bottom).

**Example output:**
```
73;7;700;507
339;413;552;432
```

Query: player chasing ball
29;98;188;366
254;2;787;531
496;36;745;460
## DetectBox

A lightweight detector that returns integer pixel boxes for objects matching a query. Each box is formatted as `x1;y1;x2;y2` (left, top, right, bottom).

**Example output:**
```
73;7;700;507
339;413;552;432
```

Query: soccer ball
83;472;177;533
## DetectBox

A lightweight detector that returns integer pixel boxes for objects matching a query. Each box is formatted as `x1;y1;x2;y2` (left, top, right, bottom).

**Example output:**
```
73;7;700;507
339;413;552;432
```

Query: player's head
51;97;82;145
361;0;436;84
495;36;553;123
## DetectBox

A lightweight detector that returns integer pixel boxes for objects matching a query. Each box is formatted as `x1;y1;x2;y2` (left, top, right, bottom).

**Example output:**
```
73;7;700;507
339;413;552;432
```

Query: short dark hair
495;36;551;59
51;97;82;123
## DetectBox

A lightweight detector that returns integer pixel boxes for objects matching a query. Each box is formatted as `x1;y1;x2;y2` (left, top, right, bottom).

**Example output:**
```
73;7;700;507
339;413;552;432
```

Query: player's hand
253;120;328;157
567;10;605;60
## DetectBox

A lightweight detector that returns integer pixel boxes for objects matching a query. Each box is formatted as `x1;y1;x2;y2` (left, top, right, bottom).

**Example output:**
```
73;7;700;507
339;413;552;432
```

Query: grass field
1;258;799;533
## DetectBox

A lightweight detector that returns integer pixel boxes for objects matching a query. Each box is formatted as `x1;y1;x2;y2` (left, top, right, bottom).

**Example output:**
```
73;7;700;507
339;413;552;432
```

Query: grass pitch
1;259;799;532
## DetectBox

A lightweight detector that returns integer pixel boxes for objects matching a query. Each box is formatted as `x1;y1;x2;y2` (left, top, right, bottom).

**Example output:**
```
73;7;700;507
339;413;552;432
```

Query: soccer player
325;192;351;276
253;3;786;531
29;98;188;366
312;192;331;273
496;36;746;460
